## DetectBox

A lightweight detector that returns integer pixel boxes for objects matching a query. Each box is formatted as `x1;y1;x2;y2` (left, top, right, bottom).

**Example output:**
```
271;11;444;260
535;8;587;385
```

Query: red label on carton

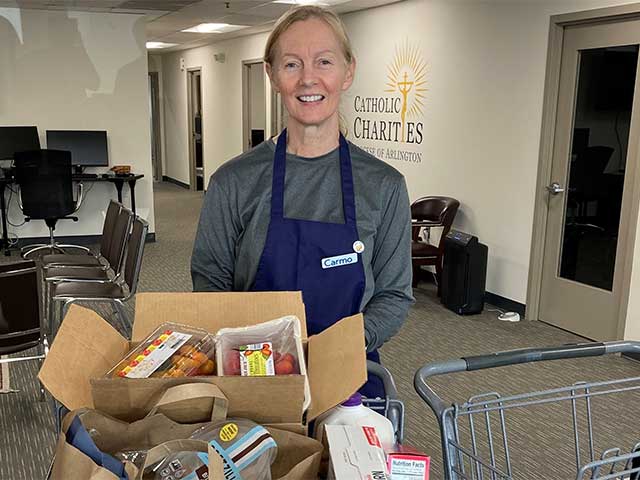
362;426;381;448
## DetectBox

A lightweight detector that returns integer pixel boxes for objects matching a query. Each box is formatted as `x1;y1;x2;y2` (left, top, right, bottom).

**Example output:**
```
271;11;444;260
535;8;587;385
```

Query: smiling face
267;17;355;134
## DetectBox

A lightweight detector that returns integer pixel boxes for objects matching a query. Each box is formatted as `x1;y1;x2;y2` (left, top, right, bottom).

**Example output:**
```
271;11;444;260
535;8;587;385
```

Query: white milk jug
313;392;396;450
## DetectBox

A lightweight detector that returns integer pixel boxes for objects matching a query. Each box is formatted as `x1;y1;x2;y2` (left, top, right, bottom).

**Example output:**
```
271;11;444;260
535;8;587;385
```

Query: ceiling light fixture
273;0;320;4
146;42;178;49
182;23;230;33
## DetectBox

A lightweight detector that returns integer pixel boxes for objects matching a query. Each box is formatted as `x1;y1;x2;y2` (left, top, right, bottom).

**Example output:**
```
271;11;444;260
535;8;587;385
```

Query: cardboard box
325;425;391;480
39;291;367;427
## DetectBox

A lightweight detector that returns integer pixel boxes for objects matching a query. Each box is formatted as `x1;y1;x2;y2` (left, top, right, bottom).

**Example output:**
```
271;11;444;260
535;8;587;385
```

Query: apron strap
271;129;357;227
339;134;357;226
271;130;288;219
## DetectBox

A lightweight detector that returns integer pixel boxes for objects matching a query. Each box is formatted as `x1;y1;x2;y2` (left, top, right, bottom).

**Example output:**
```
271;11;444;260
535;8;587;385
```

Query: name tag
322;253;358;269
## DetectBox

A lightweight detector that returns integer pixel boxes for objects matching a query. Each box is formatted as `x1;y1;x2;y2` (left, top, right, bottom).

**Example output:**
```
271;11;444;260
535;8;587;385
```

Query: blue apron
251;129;383;398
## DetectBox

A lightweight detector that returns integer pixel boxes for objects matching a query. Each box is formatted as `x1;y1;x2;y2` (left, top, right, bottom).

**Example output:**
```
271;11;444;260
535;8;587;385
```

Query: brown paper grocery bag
138;427;321;480
50;410;207;480
50;411;322;480
50;429;139;480
147;383;228;424
268;427;323;480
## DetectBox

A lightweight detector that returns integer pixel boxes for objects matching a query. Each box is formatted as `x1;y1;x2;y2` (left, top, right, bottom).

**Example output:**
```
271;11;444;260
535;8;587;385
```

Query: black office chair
14;150;88;259
0;260;47;400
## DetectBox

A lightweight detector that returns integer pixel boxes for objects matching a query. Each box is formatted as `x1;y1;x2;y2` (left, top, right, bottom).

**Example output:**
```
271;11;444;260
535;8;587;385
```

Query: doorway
242;60;267;151
528;9;640;341
148;72;162;182
187;68;204;191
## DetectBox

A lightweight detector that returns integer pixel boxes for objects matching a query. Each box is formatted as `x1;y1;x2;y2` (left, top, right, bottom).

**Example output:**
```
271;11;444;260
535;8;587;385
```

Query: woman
191;5;414;398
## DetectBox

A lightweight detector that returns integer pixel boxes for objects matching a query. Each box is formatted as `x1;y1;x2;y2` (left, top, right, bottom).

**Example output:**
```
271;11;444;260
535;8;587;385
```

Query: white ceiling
0;0;401;52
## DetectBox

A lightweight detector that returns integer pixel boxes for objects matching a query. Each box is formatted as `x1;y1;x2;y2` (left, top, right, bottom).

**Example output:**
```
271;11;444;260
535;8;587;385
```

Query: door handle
545;182;565;195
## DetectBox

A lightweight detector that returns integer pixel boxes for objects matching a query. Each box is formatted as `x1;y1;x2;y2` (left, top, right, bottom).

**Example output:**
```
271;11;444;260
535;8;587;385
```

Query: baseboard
162;176;190;189
485;291;526;316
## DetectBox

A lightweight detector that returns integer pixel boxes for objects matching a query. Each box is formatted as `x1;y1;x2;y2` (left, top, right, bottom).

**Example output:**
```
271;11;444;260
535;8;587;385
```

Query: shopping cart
414;341;640;480
363;359;405;445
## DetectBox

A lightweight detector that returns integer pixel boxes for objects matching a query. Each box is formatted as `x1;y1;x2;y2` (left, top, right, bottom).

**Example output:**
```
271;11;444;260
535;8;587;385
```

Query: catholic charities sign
353;40;426;163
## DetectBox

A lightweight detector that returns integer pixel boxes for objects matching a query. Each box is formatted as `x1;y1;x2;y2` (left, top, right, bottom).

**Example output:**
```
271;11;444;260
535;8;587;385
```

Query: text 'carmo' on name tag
321;253;358;269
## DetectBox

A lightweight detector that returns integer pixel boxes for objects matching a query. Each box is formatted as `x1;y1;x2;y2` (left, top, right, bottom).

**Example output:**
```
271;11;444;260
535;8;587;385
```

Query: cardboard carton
39;292;367;426
325;424;390;480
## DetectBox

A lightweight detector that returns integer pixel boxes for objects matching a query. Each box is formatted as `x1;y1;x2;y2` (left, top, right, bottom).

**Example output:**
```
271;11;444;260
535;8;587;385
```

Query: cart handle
367;359;399;399
463;342;607;371
414;341;640;412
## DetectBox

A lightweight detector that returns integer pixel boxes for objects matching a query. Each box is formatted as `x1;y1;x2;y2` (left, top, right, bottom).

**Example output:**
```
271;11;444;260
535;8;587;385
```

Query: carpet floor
0;181;638;479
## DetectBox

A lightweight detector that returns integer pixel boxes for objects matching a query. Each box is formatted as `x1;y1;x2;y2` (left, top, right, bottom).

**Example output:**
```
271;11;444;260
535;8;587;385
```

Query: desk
0;173;144;255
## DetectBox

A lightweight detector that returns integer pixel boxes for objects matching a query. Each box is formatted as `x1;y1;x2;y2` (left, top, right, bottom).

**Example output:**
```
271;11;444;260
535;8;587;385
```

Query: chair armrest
51;278;113;284
74;182;84;212
16;186;23;211
412;220;444;227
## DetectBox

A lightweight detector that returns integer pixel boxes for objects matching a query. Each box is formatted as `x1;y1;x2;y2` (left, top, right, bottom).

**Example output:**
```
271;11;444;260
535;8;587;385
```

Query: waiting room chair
14;150;87;259
50;216;149;336
43;206;133;331
41;200;123;270
411;196;460;291
0;260;47;400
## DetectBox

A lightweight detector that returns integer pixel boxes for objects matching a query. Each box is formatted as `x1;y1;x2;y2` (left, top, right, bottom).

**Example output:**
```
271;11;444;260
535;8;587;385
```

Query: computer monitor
46;130;109;168
0;126;40;161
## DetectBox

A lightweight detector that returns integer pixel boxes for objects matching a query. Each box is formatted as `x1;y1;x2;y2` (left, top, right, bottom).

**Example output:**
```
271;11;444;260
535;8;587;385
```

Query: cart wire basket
414;341;640;480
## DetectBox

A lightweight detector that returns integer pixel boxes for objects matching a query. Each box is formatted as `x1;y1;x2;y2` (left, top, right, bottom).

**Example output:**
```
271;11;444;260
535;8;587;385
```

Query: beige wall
158;0;640;337
342;0;639;305
0;8;155;237
161;33;271;186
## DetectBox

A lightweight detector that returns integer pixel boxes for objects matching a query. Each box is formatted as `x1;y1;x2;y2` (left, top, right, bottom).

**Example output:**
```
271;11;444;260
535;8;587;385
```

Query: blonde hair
264;5;354;68
264;5;354;136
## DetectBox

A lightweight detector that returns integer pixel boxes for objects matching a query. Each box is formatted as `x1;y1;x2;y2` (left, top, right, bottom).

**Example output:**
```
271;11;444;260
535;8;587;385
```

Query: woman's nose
298;66;318;86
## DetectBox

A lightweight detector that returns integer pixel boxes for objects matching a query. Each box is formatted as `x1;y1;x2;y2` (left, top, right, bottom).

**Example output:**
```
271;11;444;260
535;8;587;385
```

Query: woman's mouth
297;95;325;103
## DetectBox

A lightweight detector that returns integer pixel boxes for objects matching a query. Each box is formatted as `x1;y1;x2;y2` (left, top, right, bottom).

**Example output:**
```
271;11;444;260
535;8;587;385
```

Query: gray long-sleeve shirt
191;139;414;352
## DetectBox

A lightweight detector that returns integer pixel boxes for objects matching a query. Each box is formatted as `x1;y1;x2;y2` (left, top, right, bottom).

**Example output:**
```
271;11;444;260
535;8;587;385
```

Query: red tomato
224;351;241;375
275;359;294;375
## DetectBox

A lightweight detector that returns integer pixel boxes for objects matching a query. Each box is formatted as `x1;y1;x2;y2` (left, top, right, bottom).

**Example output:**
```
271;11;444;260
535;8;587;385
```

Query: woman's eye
284;62;299;70
319;59;333;66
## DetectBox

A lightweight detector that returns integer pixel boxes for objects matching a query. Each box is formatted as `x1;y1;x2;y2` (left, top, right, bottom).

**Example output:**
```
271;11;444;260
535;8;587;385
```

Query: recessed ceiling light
273;0;333;4
146;42;178;49
272;0;343;3
182;23;229;33
273;0;320;3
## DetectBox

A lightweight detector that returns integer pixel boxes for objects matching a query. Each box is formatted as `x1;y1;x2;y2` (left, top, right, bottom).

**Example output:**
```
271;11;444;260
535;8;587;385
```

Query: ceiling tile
243;2;291;19
214;12;270;26
0;0;403;51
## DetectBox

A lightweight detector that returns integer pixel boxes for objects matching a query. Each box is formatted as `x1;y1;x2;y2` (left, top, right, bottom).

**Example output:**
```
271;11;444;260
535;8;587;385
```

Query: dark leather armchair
14;149;87;259
411;196;460;291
